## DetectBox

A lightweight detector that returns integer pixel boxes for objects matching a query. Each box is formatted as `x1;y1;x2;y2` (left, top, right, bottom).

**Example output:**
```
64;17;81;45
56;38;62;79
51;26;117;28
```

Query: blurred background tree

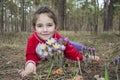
0;0;120;34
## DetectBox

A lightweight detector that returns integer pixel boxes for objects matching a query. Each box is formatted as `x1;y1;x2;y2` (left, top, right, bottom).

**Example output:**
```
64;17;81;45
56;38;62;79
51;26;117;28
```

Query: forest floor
0;31;120;80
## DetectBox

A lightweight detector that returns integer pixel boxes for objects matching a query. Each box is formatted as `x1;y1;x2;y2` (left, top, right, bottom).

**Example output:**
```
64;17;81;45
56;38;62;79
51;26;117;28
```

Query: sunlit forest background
0;0;120;34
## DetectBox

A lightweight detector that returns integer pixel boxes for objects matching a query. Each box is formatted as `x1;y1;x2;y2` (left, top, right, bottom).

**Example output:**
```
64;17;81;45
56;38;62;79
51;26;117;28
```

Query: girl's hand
91;56;100;62
20;63;36;78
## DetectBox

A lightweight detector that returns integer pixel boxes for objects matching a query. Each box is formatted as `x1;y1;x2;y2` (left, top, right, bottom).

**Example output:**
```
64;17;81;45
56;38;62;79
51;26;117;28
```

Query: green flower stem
45;61;54;80
105;66;109;80
116;64;119;80
73;62;77;77
35;73;41;80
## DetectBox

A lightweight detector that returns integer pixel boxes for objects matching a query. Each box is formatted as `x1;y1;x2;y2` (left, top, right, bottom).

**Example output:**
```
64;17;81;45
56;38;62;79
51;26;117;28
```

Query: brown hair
32;6;58;28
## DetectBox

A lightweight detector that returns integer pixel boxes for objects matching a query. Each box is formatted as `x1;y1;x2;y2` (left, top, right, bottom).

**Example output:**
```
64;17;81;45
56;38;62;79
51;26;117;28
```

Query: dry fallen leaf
73;75;83;80
52;67;64;75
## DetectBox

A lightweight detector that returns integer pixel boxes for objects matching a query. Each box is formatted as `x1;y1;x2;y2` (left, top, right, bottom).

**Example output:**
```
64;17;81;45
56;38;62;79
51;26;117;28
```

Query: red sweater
26;32;83;65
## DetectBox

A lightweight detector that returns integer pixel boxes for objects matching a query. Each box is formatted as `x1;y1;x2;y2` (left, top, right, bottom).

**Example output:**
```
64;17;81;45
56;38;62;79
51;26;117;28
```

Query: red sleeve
26;37;40;65
64;41;83;61
54;32;83;61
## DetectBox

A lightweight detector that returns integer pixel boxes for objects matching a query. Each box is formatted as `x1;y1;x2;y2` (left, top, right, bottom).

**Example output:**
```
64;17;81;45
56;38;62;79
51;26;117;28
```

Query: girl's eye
47;23;53;27
37;24;43;27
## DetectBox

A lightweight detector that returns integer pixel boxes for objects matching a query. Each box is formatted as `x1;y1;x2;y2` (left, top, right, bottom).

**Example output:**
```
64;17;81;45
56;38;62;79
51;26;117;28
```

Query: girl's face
34;13;56;40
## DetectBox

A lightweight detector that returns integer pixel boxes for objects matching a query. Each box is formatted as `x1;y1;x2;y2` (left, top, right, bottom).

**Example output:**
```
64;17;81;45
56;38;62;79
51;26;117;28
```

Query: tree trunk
21;0;25;31
24;1;26;31
15;0;18;32
1;0;4;33
107;0;114;30
119;14;120;35
103;0;109;31
34;0;39;10
94;0;98;34
10;9;13;32
4;2;7;32
103;0;114;31
58;0;66;30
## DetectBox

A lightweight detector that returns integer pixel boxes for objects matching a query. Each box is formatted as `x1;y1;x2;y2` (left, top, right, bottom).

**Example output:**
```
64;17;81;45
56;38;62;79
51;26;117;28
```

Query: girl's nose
43;26;47;31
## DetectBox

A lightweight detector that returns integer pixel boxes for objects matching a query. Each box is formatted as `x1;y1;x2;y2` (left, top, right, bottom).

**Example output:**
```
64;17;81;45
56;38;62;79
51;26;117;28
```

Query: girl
20;6;99;78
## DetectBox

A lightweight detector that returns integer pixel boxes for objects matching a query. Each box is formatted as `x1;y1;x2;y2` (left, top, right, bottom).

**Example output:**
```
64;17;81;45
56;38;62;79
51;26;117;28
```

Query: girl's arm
64;41;83;61
20;37;39;78
64;41;100;61
26;37;40;65
69;41;85;52
20;62;36;78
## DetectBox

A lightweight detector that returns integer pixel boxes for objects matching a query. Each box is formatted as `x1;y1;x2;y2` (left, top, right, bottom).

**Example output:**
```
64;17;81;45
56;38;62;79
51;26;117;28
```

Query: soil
0;32;120;80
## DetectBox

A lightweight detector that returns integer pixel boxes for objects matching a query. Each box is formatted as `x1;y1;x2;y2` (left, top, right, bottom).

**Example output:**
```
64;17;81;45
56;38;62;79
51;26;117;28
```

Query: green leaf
105;67;109;80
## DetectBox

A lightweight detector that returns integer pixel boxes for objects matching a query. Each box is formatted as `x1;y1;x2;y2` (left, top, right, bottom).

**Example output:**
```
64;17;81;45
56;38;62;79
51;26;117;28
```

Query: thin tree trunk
14;0;18;32
94;0;99;34
58;0;66;30
4;2;7;32
1;0;4;33
119;14;120;35
103;0;109;31
107;0;114;31
24;2;26;31
10;9;13;32
34;0;39;10
21;0;25;31
104;0;114;31
48;0;52;6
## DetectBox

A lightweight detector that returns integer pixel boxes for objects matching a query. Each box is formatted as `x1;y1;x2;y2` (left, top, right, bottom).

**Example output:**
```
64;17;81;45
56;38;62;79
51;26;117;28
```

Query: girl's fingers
95;56;100;61
92;56;100;61
19;64;36;78
20;69;35;78
20;71;24;78
20;71;26;78
20;70;30;78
